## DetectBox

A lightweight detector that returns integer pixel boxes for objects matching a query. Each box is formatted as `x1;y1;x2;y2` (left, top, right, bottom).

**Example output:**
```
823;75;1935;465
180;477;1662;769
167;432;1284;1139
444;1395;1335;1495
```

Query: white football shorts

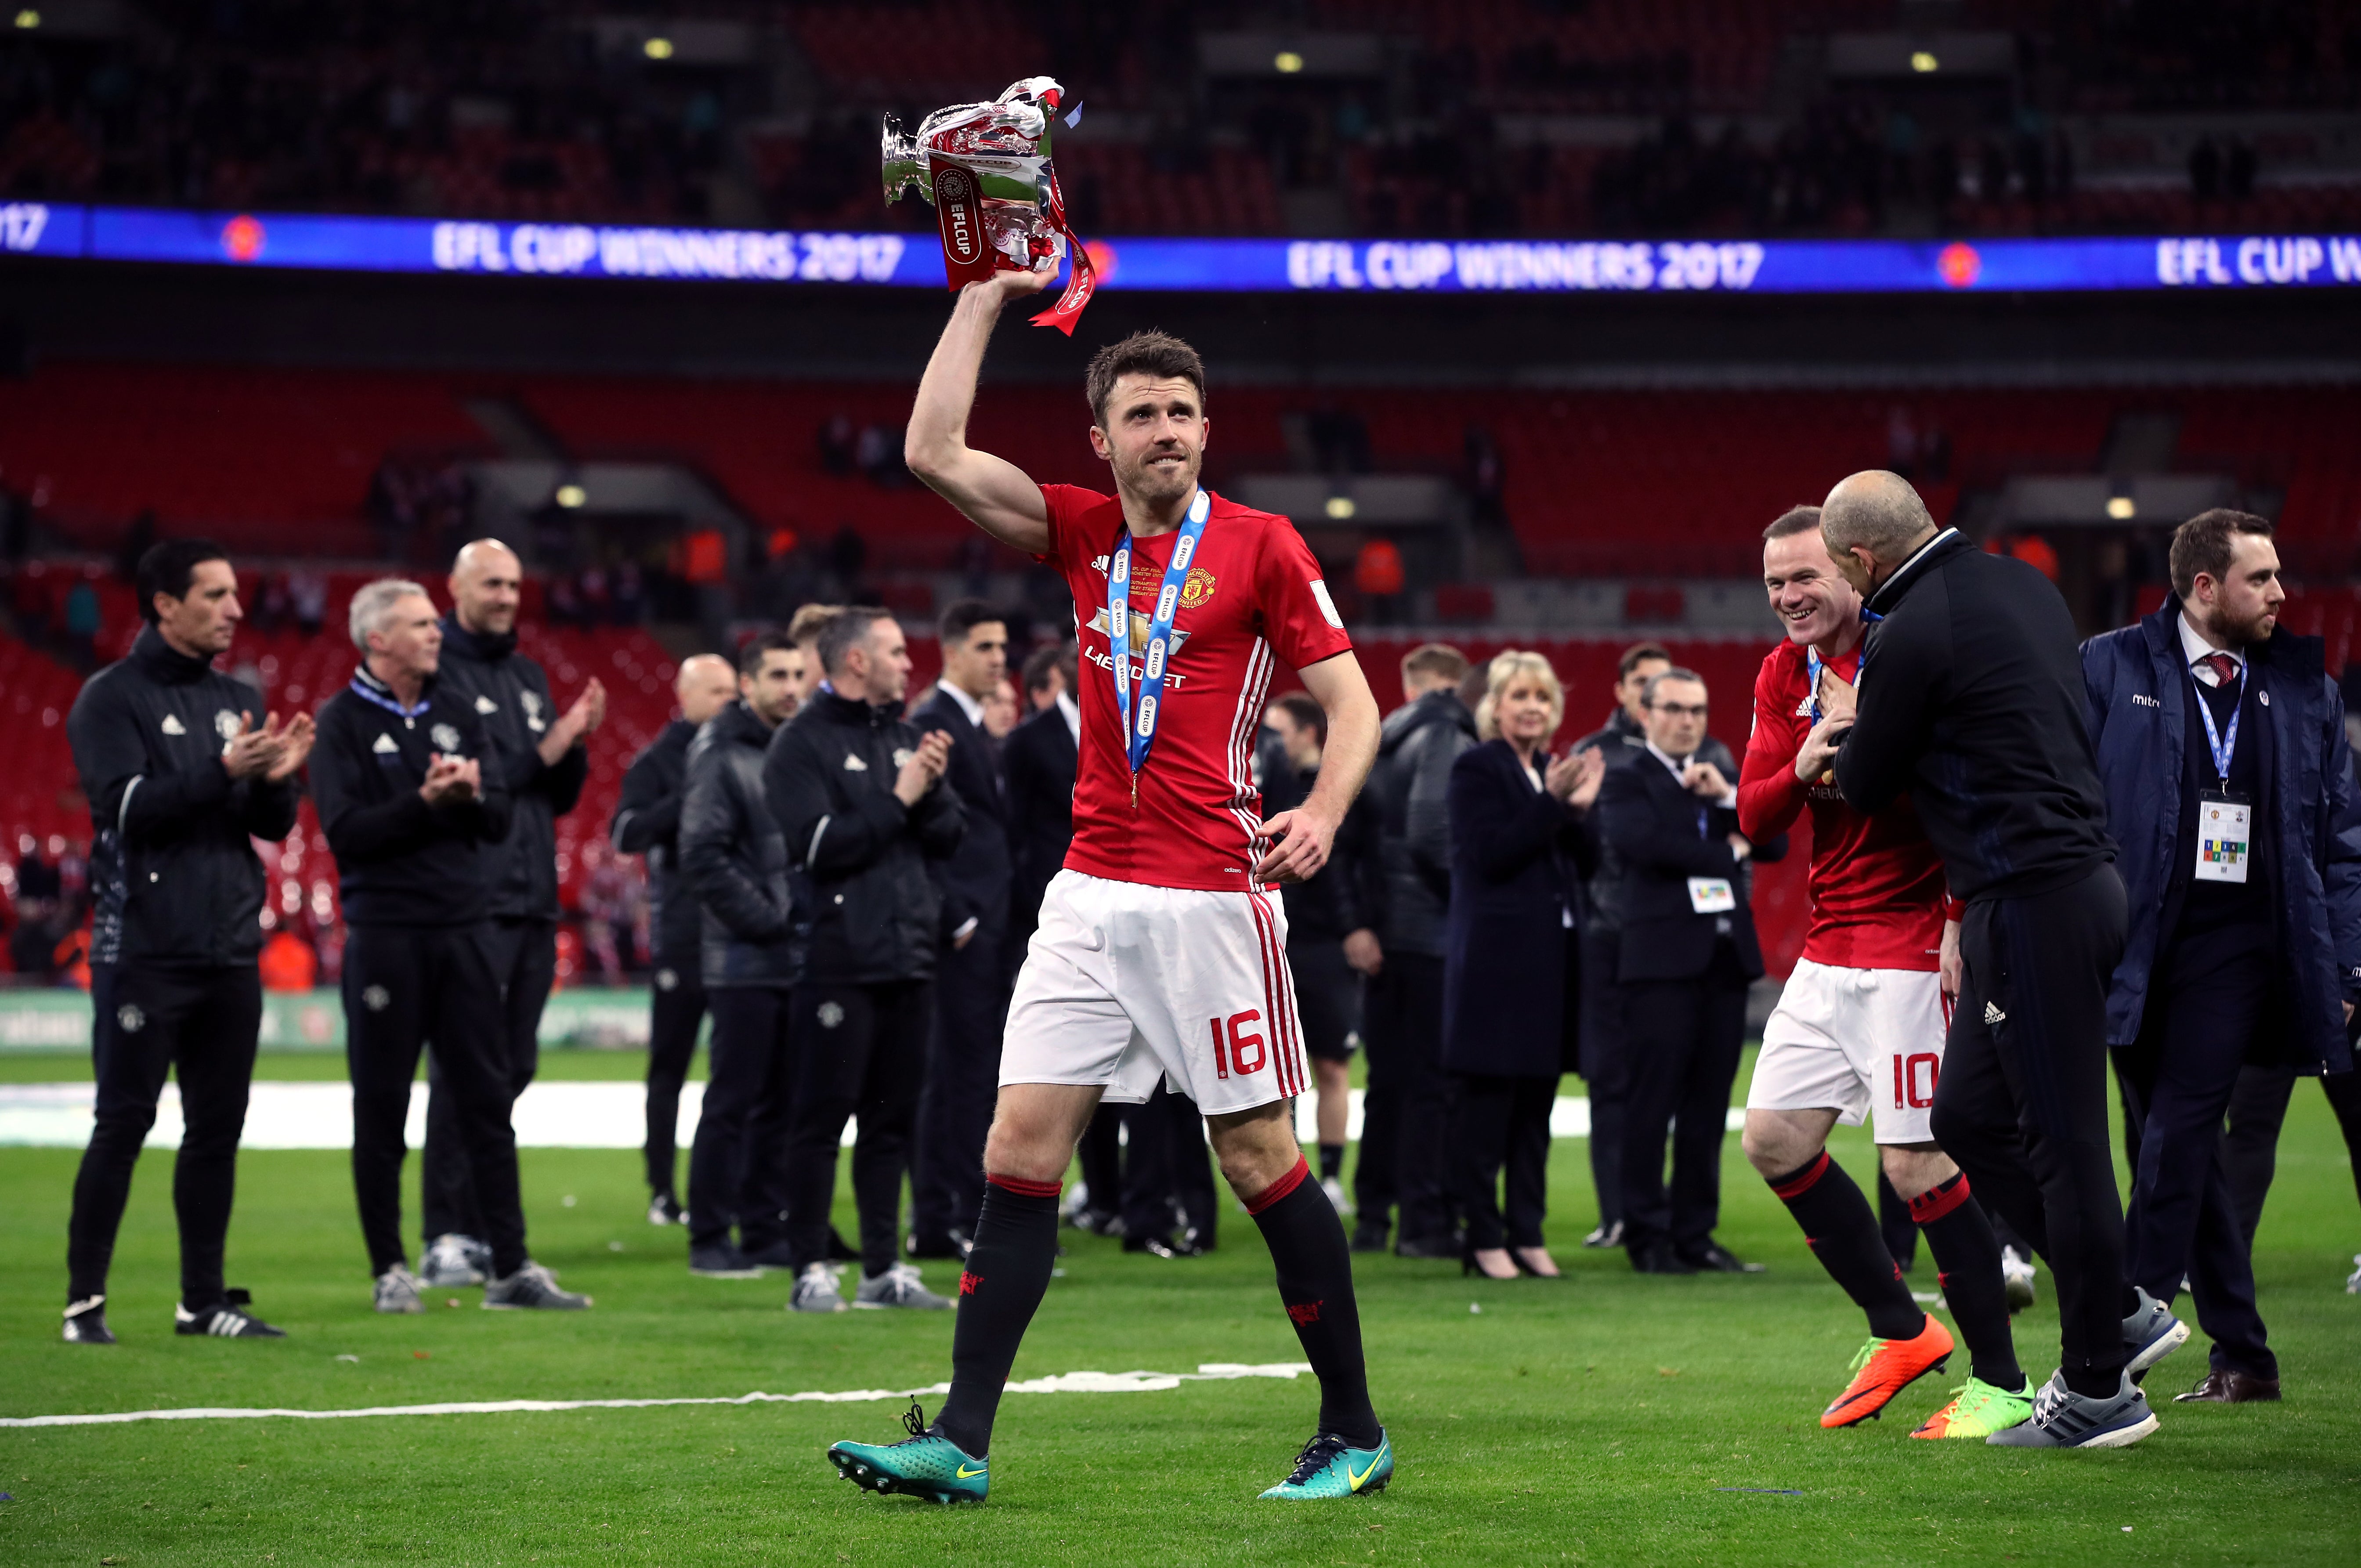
1747;957;1951;1144
1000;869;1311;1117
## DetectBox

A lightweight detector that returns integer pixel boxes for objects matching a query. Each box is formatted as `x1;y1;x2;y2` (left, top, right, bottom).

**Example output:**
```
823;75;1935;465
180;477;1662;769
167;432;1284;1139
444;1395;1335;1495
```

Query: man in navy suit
909;600;1016;1257
1597;668;1781;1275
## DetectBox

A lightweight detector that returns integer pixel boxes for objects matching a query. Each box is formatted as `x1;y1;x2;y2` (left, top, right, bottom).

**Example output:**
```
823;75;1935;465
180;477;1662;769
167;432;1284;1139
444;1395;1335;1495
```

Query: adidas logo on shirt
475;695;498;714
372;733;400;755
160;713;186;736
843;753;868;771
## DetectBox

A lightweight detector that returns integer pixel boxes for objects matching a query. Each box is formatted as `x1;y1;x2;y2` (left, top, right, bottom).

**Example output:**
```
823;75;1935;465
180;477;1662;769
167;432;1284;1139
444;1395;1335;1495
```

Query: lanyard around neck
1108;488;1211;784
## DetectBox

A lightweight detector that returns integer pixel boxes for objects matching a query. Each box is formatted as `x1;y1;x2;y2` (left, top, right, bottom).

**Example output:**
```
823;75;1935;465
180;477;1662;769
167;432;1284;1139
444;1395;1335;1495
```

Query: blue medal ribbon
1804;607;1882;721
2189;662;2241;784
348;671;431;720
1107;487;1211;788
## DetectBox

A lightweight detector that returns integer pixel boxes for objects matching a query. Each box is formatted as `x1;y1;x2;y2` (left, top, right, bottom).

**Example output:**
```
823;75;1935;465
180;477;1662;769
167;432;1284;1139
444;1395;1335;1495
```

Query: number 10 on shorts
1210;1011;1265;1079
1893;1051;1939;1110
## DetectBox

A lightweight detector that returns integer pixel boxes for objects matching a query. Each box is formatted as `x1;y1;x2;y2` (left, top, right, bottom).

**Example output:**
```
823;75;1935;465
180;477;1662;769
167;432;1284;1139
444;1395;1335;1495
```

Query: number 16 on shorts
1210;1010;1265;1079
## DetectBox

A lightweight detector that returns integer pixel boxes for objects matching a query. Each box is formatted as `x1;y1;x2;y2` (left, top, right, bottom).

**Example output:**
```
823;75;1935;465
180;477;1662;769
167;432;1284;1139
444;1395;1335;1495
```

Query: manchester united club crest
1179;566;1217;609
431;723;462;753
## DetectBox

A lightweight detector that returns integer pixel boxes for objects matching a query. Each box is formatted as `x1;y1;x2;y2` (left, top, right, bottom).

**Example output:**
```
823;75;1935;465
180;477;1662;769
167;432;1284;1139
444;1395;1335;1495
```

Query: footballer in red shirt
826;266;1392;1504
1733;506;2032;1442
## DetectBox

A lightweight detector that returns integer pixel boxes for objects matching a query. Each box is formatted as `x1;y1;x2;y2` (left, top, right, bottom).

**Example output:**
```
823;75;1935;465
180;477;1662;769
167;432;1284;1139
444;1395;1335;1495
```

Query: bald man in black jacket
1826;470;2175;1449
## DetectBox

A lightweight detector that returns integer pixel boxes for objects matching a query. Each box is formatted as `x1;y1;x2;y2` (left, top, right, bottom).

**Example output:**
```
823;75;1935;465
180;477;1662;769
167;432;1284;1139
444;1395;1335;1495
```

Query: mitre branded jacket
434;618;587;922
763;690;966;986
678;701;798;990
309;666;513;928
66;625;301;968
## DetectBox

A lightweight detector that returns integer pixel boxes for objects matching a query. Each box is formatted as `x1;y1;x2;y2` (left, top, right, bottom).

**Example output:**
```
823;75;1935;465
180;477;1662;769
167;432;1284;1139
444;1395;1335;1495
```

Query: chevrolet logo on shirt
1086;606;1190;651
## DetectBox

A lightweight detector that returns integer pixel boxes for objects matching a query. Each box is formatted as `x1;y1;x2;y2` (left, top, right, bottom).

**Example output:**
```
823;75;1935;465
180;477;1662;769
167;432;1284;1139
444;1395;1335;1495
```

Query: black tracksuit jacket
611;718;700;961
762;690;965;985
1835;528;2115;903
66;626;301;968
310;667;513;927
434;619;586;922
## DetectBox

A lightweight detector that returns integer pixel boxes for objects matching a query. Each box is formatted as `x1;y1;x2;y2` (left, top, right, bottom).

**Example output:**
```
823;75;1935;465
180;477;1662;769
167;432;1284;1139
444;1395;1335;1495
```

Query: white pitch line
0;1363;1313;1429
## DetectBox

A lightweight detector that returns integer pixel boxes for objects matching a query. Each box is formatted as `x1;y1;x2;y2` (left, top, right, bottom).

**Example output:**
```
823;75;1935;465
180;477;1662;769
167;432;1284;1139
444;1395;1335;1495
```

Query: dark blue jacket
1440;739;1600;1079
2082;600;2361;1073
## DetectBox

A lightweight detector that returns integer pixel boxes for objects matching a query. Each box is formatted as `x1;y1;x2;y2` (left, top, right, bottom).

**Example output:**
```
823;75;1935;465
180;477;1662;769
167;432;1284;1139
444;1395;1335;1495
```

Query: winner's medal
882;76;1097;334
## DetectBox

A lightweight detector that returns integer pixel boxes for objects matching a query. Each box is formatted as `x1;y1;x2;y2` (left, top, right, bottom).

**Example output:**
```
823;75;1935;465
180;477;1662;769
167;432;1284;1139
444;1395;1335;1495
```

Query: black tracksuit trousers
781;980;929;1276
691;985;797;1253
422;915;553;1246
643;962;706;1197
1929;866;2131;1391
344;923;528;1279
1356;951;1456;1246
910;929;1006;1242
68;963;261;1309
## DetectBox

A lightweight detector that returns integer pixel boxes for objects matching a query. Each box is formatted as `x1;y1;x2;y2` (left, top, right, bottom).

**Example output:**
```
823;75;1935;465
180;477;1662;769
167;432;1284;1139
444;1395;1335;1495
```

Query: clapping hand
419;752;482;806
894;729;954;806
1545;746;1606;809
221;712;288;780
264;712;316;782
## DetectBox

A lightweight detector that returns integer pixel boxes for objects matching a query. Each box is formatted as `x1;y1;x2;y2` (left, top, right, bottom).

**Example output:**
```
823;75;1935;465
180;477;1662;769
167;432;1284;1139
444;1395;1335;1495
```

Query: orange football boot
1820;1315;1954;1429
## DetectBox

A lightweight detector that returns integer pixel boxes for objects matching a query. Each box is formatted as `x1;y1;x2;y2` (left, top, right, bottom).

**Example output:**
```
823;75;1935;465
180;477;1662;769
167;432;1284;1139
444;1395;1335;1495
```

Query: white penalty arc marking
0;1363;1312;1429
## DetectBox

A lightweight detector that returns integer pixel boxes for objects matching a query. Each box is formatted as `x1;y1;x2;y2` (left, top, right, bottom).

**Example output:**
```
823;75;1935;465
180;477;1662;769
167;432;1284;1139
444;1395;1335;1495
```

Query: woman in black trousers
1442;650;1604;1280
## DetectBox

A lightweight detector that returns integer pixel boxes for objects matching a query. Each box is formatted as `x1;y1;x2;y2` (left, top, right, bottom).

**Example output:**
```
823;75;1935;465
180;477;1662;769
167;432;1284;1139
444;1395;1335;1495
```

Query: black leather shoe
1395;1232;1461;1260
1680;1243;1766;1274
905;1232;965;1261
1124;1232;1203;1258
1349;1223;1390;1254
1630;1244;1698;1275
2175;1369;2281;1403
1066;1205;1119;1236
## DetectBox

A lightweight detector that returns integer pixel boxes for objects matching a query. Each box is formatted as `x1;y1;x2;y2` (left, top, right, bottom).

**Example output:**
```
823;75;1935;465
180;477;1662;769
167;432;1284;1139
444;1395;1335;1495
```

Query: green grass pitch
2;1046;2357;1566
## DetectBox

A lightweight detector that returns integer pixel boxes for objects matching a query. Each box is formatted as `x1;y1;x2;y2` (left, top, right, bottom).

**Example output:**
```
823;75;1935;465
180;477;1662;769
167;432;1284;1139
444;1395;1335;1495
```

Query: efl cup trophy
882;76;1096;334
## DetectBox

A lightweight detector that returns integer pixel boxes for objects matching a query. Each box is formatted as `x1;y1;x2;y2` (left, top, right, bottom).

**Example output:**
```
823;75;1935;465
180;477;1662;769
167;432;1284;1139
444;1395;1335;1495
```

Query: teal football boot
1259;1429;1393;1500
828;1401;989;1505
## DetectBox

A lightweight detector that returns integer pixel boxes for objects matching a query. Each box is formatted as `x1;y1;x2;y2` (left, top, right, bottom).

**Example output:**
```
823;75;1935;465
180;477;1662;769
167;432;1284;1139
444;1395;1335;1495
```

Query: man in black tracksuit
311;578;586;1311
1358;646;1475;1255
62;540;311;1344
419;539;604;1283
764;607;965;1311
677;635;805;1276
909;600;1016;1257
611;653;738;1224
1827;470;2167;1447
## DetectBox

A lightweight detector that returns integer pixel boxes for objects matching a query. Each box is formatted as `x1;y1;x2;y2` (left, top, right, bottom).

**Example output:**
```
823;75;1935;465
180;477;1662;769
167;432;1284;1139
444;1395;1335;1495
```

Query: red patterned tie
2201;652;2240;689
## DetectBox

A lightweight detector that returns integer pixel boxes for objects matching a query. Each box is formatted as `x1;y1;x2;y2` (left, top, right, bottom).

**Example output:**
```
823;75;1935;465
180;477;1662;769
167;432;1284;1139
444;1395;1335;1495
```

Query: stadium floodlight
1910;51;1938;73
14;9;38;29
1274;51;1304;74
1323;495;1356;519
555;483;588;509
2106;495;2136;520
644;36;674;60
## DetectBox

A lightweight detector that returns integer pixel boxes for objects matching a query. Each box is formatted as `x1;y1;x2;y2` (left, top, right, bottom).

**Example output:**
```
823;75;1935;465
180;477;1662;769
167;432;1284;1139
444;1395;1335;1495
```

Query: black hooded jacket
1366;689;1477;957
763;690;966;985
611;718;700;961
434;617;587;922
67;625;301;968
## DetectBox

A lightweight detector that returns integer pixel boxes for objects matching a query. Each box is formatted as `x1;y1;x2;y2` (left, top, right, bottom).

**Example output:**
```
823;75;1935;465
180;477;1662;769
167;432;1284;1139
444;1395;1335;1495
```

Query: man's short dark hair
1020;640;1067;697
786;602;842;650
817;605;893;677
1617;641;1673;680
1085;330;1207;428
1400;642;1469;685
2169;509;2275;598
1643;668;1707;708
1764;505;1822;542
1270;690;1326;747
738;629;794;677
939;598;1005;648
136;538;230;624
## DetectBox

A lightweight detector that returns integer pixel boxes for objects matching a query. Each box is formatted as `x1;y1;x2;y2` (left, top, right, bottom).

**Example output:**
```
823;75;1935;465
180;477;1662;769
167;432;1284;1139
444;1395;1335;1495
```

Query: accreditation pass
2194;791;2251;884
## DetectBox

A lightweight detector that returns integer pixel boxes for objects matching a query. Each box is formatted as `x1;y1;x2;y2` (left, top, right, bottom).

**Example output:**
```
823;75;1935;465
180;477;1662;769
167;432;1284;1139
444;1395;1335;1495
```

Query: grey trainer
374;1265;426;1314
791;1262;849;1313
420;1233;487;1288
482;1261;592;1310
853;1261;952;1310
2122;1286;2190;1384
1987;1371;2159;1449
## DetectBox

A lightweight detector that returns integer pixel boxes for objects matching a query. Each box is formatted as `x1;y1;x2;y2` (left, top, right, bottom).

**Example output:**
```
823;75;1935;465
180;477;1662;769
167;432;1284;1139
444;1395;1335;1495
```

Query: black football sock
1876;1167;1919;1272
1912;1173;2025;1389
933;1174;1061;1458
1318;1143;1345;1184
1248;1156;1382;1449
1768;1152;1924;1341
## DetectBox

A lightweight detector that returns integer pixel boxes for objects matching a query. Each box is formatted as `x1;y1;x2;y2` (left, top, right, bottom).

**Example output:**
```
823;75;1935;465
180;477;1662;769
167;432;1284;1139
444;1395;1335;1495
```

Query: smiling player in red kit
824;264;1393;1504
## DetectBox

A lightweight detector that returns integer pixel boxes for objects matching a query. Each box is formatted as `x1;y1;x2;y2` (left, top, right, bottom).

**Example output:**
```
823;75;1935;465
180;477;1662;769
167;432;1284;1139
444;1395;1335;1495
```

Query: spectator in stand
258;925;318;992
678;633;807;1277
910;600;1016;1260
10;838;64;981
611;652;737;1227
311;578;587;1313
61;539;314;1344
1353;539;1406;626
418;539;606;1290
63;575;100;670
1356;643;1475;1256
1443;652;1605;1280
763;607;965;1311
287;571;326;638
